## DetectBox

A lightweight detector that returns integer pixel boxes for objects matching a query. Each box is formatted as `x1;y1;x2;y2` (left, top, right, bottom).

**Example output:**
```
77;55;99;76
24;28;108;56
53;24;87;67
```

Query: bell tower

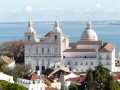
25;19;37;43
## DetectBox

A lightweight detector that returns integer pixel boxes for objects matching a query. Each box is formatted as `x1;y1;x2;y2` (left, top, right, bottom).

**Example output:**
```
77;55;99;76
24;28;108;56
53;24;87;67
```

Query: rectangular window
42;48;44;54
91;62;93;65
68;62;70;65
36;48;38;54
85;63;88;65
42;48;44;52
75;62;77;65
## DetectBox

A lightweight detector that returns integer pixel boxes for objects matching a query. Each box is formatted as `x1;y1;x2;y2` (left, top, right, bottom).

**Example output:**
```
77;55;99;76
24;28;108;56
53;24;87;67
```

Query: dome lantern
81;21;98;41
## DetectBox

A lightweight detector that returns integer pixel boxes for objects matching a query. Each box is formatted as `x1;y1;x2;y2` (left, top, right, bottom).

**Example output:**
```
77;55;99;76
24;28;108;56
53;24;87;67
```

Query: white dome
81;22;98;41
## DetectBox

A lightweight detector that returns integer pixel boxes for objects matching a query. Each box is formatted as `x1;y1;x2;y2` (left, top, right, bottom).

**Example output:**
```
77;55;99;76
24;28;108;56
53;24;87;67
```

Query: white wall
0;72;14;83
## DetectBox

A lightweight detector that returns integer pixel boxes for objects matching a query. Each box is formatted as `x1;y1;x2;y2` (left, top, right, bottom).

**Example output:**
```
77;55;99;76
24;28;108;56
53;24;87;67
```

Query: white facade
17;78;45;90
0;72;14;83
17;72;45;90
25;20;115;72
25;20;69;72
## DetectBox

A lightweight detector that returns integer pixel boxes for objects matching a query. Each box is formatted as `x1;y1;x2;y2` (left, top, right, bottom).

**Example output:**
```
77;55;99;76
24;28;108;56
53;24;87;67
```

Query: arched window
36;66;39;71
28;35;31;41
55;35;57;41
85;63;88;65
42;48;44;54
68;62;70;65
75;62;77;65
41;66;45;71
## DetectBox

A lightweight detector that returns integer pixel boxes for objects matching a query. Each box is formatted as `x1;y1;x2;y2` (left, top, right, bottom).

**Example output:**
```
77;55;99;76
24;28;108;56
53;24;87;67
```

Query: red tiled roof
99;43;114;52
45;31;51;37
23;72;41;80
0;56;14;65
64;49;96;52
69;43;77;49
77;41;102;45
67;76;86;84
45;87;58;90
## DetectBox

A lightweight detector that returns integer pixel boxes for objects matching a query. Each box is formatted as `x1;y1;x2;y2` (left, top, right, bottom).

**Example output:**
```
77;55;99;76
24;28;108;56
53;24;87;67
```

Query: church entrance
36;66;39;71
41;66;45;72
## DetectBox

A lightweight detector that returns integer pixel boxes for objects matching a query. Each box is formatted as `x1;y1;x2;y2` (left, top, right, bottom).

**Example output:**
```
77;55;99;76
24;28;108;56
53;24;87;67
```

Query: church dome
81;21;98;41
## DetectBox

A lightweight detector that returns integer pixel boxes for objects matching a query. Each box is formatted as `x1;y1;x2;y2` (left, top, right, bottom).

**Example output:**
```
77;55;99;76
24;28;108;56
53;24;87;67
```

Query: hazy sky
0;0;120;22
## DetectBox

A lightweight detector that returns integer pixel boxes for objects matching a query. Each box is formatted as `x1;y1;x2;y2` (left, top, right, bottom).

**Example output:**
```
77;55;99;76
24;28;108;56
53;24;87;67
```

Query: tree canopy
3;64;31;81
0;40;24;63
0;80;27;90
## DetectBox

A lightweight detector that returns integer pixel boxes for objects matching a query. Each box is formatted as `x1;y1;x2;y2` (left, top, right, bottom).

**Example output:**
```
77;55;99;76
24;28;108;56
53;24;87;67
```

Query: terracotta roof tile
45;31;51;37
113;74;120;80
69;43;77;49
64;49;96;52
67;76;86;84
99;43;114;52
45;87;58;90
23;72;41;80
0;56;14;65
77;41;102;45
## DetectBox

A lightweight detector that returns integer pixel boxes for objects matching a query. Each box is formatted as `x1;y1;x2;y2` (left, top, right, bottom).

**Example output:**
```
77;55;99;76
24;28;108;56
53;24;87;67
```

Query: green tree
0;61;6;72
0;40;24;63
0;80;27;90
105;75;114;90
86;69;94;90
69;84;78;90
3;64;31;81
94;65;110;90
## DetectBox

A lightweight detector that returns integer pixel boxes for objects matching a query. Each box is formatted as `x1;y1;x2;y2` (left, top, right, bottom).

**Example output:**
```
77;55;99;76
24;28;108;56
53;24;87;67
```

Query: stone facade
25;20;115;72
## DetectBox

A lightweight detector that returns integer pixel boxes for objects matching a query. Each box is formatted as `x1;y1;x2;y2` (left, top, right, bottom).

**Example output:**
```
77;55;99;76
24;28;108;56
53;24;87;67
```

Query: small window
42;48;44;52
28;35;31;41
55;35;57;41
91;62;93;65
68;62;70;65
106;55;110;60
75;62;77;65
81;63;83;65
36;48;38;54
48;48;49;52
85;63;88;65
98;55;102;60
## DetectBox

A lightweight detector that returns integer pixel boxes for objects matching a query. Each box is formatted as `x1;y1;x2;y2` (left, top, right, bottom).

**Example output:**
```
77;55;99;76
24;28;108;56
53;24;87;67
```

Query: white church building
25;20;115;72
